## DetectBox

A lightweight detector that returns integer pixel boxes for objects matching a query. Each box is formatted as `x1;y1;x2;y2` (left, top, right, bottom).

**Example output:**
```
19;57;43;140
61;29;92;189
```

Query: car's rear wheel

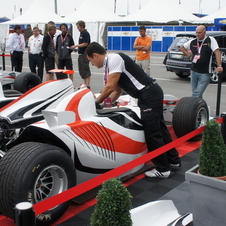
0;142;76;225
175;72;190;78
210;60;219;84
210;50;226;84
172;97;209;141
14;72;41;93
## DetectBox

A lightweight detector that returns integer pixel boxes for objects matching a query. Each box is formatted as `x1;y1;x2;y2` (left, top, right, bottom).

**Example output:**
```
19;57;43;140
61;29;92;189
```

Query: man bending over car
85;42;181;179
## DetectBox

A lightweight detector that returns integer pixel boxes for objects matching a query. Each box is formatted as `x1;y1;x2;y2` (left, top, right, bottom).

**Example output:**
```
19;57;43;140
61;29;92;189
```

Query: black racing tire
172;97;209;141
175;72;190;78
14;72;41;93
0;142;76;225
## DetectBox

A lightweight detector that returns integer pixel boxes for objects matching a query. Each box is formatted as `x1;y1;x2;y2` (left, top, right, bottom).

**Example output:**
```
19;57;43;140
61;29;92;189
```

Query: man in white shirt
28;27;44;81
8;25;25;72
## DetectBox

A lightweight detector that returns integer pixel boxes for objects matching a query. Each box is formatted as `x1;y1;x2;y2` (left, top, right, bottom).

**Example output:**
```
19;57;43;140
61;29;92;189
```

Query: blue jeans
190;71;210;98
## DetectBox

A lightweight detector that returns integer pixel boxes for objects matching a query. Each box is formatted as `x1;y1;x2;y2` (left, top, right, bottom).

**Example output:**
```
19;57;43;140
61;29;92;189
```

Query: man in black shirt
85;42;181;178
180;25;223;98
70;20;91;88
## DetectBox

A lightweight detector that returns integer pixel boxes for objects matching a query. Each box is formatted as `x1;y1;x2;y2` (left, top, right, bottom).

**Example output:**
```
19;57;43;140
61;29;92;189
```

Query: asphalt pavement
1;49;225;117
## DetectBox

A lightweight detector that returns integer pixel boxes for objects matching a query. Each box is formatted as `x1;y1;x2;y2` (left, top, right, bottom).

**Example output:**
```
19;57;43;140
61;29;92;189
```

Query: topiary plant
90;178;132;226
199;119;226;177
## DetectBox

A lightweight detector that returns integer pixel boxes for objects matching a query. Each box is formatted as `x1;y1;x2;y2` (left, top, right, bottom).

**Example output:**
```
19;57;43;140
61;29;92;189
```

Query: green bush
90;178;132;226
199;119;226;177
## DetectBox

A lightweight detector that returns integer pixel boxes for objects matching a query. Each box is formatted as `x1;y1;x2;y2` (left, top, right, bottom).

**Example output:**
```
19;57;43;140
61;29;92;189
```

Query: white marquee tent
63;0;121;23
197;6;226;24
0;0;63;43
1;0;63;25
63;0;122;47
0;0;214;47
0;0;122;48
118;0;201;24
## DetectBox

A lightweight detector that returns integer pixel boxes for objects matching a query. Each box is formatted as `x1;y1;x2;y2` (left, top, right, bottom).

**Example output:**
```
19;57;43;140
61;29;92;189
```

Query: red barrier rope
33;117;224;215
0;54;11;57
216;117;224;124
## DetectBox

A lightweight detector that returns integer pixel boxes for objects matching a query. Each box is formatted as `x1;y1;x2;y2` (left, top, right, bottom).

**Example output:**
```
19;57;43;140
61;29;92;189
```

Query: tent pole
54;0;58;14
114;0;116;13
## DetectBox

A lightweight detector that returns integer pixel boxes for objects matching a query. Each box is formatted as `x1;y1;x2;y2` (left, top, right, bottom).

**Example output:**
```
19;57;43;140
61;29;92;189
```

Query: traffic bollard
215;73;223;118
15;202;36;226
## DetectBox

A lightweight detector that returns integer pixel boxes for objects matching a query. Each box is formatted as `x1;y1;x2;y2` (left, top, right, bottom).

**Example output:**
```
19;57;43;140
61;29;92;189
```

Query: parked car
163;31;226;83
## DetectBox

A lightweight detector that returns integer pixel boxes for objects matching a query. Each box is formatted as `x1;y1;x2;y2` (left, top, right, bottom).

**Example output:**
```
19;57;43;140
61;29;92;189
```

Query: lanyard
60;33;68;44
17;34;23;49
17;34;21;43
33;35;39;47
103;55;108;86
196;38;205;54
48;33;54;44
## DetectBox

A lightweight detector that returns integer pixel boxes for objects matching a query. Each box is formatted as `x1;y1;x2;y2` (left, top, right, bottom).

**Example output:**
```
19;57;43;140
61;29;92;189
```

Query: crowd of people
8;23;154;91
8;20;91;87
8;23;223;179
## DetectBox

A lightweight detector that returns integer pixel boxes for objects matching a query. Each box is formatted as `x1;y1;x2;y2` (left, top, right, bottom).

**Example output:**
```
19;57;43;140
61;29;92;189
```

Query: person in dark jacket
42;25;56;81
56;23;74;81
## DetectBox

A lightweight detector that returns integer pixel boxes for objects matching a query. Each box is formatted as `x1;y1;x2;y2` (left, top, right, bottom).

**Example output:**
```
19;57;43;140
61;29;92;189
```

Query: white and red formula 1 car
0;70;74;151
0;79;208;225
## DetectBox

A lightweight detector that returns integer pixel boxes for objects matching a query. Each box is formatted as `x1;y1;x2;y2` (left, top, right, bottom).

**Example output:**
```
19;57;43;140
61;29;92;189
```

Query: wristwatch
217;65;222;67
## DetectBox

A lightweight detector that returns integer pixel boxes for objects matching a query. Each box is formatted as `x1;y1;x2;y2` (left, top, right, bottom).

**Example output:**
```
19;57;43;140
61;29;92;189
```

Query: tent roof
119;0;200;23
2;0;63;25
197;6;226;23
63;0;121;23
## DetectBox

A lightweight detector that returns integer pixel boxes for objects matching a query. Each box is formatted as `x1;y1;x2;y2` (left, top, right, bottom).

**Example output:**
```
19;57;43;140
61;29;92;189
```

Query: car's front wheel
0;142;76;225
14;72;41;93
172;97;209;141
